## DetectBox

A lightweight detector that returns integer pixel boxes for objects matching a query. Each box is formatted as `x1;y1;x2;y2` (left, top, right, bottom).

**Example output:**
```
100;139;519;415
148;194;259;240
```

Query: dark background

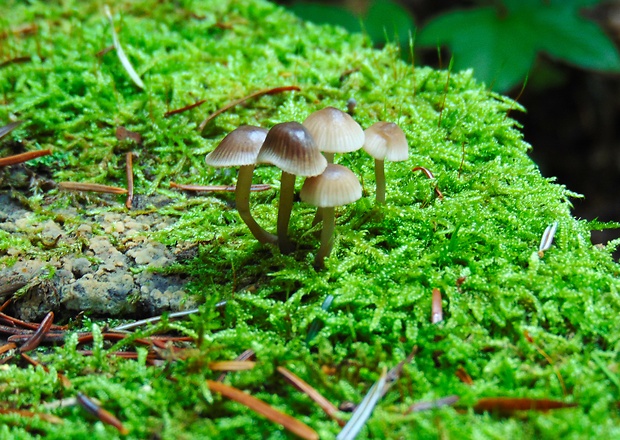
277;0;620;249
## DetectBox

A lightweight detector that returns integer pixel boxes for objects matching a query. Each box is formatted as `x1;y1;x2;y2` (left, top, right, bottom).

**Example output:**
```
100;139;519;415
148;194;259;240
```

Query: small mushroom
300;163;362;268
362;121;409;204
257;122;327;254
205;125;277;245
303;106;365;163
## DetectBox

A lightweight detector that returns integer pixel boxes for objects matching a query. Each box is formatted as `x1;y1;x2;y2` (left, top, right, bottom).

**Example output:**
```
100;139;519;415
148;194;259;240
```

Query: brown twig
58;182;128;194
164;99;207;118
170;182;271;192
77;392;129;434
216;349;255;382
0;408;63;425
95;44;114;58
277;366;345;427
0;149;50;166
0;56;32;69
0;311;66;331
19;311;54;353
125;152;134;209
207;380;318;440
412;166;444;199
209;361;256;371
197;85;300;131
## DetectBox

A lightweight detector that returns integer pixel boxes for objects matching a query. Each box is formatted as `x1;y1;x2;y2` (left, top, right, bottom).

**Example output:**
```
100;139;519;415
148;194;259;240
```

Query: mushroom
362;121;409;204
205;125;277;245
303;106;365;163
257;122;327;254
300;163;362;268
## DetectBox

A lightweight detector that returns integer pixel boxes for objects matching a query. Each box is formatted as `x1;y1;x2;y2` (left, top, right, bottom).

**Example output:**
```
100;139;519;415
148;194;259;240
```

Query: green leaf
364;0;416;47
419;2;620;91
419;7;537;91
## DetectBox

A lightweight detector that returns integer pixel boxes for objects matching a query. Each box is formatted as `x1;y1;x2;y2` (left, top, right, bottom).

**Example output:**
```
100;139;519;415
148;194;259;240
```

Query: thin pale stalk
277;171;296;254
375;159;386;204
315;207;335;268
236;165;277;244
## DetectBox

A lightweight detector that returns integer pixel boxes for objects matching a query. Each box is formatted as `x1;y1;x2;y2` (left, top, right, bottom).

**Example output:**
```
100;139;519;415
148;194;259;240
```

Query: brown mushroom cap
205;125;268;167
303;107;365;154
300;164;362;208
257;121;327;177
363;121;409;161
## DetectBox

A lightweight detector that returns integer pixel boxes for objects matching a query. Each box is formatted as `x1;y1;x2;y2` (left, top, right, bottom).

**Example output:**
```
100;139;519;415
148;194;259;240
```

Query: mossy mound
2;0;620;438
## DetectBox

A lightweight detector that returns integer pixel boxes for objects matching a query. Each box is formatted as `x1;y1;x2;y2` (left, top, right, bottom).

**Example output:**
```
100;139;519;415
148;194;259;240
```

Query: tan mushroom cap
303;106;365;154
205;125;268;167
257;121;327;177
300;164;362;208
363;121;409;161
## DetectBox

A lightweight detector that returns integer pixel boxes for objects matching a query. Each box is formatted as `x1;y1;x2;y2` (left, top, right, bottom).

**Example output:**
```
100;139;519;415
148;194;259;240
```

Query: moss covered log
2;0;620;438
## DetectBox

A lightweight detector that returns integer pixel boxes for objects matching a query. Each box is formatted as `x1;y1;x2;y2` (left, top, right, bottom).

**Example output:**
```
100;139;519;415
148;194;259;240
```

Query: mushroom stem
277;171;297;254
236;165;278;245
324;152;335;163
375;158;386;204
315;207;335;268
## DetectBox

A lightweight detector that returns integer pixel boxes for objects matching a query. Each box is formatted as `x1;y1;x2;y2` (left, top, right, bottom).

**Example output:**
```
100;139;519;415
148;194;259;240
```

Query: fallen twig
0;149;51;167
77;392;129;434
19;311;54;353
125;152;134;209
197;85;300;131
58;182;128;194
277;366;345;427
207;380;318;440
164;99;207;118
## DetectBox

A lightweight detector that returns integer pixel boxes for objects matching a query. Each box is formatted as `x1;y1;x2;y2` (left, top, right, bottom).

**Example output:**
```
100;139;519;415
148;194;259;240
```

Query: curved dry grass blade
472;397;577;414
207;380;318;440
337;369;387;440
164;99;207;117
77;392;129;434
412;166;444;199
198;85;300;131
0;121;23;139
170;182;271;192
277;366;345;427
58;182;128;194
104;5;145;89
19;311;54;353
407;395;460;413
0;149;51;167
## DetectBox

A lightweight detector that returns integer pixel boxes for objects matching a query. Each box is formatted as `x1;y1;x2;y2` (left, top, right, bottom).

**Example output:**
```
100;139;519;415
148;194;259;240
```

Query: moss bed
2;0;620;438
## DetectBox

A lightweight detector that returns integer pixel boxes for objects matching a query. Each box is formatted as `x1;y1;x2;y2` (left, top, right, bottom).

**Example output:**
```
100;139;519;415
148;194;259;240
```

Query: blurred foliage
286;0;620;92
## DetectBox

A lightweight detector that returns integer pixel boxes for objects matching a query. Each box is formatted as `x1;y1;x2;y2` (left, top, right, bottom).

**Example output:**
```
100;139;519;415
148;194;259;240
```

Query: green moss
2;0;620;438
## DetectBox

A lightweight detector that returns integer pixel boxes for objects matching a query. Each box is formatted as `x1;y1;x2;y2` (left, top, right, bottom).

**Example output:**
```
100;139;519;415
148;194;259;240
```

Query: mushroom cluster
204;106;410;267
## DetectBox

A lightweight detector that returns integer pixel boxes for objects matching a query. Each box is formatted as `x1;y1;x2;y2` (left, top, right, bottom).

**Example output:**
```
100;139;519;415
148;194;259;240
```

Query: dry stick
77;392;129;435
164;99;207;117
412;166;444;200
20;352;72;388
0;311;66;330
0;342;16;355
0;149;51;166
95;44;114;58
209;360;256;371
277;366;345;427
58;182;128;194
198;85;301;132
19;311;54;353
170;182;271;192
216;349;255;382
207;380;319;440
0;56;32;69
125;152;134;209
